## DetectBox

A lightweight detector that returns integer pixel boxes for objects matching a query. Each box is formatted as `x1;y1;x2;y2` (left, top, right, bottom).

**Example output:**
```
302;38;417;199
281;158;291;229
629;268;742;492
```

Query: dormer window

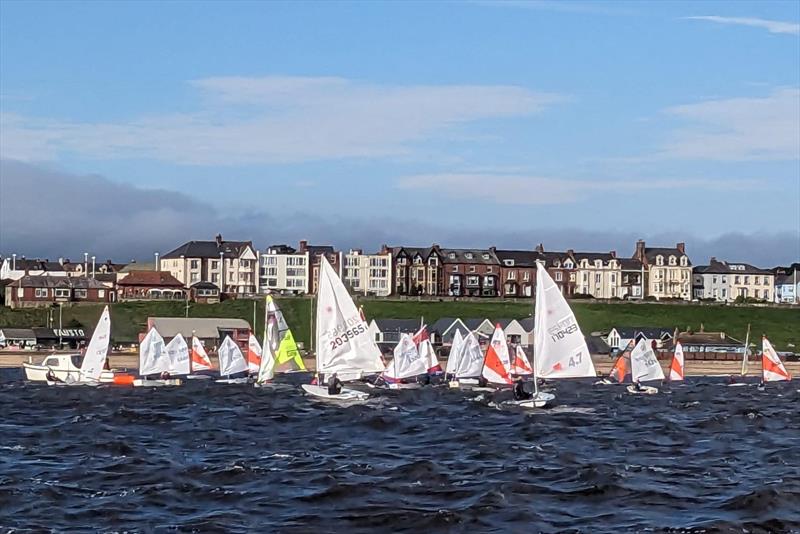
449;252;456;259
594;260;602;268
680;256;687;267
669;256;676;266
554;261;561;268
482;253;489;260
656;256;664;266
504;259;514;267
465;253;473;260
564;260;573;269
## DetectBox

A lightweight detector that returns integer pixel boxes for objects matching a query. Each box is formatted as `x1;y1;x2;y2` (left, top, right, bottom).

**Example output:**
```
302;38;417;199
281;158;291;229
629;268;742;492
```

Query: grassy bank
1;298;798;351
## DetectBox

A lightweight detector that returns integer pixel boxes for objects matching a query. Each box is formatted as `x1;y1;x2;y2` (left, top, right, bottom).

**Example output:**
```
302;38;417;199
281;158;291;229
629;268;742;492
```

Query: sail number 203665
329;324;368;350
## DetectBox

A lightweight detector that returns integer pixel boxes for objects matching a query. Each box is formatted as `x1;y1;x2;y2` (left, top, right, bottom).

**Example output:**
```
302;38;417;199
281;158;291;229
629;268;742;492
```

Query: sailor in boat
512;377;532;401
160;371;171;380
46;369;64;383
632;380;644;392
477;376;489;388
328;373;343;395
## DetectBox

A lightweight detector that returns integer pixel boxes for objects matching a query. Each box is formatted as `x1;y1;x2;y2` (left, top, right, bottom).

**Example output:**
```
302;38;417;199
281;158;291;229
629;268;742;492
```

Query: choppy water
0;369;798;533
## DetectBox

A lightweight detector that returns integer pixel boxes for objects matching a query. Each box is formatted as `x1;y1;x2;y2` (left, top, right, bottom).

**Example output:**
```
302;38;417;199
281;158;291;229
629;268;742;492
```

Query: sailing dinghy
597;340;633;385
134;328;181;387
627;338;664;394
371;333;427;389
448;331;488;389
216;335;251;384
668;341;685;382
761;336;791;384
47;305;116;386
512;345;533;377
246;334;262;375
508;263;595;408
188;335;214;379
266;296;306;373
444;330;465;380
166;334;191;377
482;324;514;387
302;256;382;401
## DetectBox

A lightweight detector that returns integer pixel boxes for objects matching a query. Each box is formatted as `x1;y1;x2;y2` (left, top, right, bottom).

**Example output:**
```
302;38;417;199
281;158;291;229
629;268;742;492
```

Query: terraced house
160;234;258;296
693;259;775;303
441;248;500;297
633;240;692;300
385;245;443;296
342;249;393;297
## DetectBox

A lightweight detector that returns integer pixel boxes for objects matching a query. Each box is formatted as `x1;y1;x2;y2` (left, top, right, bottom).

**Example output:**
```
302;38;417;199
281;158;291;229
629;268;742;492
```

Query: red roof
118;271;184;287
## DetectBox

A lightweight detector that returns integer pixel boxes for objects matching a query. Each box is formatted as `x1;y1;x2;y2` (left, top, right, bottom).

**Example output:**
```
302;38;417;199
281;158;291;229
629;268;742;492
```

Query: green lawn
1;298;798;351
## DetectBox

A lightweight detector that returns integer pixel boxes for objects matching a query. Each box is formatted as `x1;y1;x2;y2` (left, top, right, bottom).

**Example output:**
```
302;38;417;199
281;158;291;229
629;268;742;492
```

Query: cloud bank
1;160;796;267
0;76;564;166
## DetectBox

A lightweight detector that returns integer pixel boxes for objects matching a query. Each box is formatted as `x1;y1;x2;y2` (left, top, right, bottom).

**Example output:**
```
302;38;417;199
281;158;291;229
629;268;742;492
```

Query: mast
532;261;541;396
740;323;751;376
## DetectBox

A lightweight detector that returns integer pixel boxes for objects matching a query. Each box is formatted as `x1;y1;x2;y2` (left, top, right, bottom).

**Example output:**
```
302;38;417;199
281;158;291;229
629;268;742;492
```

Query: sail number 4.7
328;323;368;350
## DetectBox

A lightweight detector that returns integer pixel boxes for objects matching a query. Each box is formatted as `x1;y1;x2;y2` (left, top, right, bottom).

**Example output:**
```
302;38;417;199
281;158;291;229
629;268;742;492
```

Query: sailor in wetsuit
513;377;532;401
46;369;63;383
327;373;343;395
633;381;644;392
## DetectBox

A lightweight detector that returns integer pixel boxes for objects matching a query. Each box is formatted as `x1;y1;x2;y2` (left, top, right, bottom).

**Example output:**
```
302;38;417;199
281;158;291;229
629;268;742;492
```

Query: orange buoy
113;374;135;386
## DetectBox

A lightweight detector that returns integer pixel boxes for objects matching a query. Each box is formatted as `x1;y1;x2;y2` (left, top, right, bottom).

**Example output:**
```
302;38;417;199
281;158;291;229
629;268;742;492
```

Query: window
190;273;199;283
504;259;514;267
487;266;493;273
722;289;727;298
595;260;602;268
74;289;87;299
656;256;664;266
555;272;563;282
507;271;515;280
764;290;769;300
465;253;473;260
712;276;717;284
211;273;219;283
469;266;476;273
669;256;676;266
523;272;530;281
482;253;490;260
744;276;749;284
467;276;479;285
452;266;458;273
569;273;576;282
17;287;24;298
680;256;688;266
190;259;199;269
267;278;278;287
369;268;387;278
98;289;105;298
35;288;47;298
483;276;494;286
754;289;760;299
610;274;616;284
55;288;70;298
211;260;219;269
763;276;769;285
449;252;456;259
582;273;588;282
595;273;601;284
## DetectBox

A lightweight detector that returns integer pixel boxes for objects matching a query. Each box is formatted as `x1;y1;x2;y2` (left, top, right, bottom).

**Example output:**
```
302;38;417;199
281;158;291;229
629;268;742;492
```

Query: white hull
133;378;182;387
215;377;252;384
185;374;213;380
505;391;556;409
301;384;369;401
627;385;659;395
366;381;421;390
24;361;116;383
594;379;615;385
46;379;100;387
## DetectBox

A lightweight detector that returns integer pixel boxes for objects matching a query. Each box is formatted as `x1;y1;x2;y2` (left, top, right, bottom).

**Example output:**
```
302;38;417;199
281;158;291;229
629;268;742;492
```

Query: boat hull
215;377;252;384
505;391;556;409
132;378;182;387
301;384;369;401
24;362;116;383
627;385;659;395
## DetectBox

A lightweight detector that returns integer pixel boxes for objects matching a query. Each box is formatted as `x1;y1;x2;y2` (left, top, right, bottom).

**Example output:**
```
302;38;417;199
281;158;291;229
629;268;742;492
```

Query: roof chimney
535;243;544;253
299;240;308;252
635;239;645;261
676;242;686;255
610;250;616;258
215;233;223;246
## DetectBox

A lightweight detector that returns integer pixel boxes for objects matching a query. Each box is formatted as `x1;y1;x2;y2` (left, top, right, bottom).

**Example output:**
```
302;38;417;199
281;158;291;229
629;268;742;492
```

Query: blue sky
1;0;798;264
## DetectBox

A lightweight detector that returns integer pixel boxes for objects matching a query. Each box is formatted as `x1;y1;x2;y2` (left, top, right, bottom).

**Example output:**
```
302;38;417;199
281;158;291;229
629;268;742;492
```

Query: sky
1;0;798;266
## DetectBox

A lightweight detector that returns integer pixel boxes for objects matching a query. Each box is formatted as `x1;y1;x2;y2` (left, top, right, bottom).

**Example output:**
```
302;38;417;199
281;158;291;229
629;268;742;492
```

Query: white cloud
0;76;564;166
685;16;800;36
658;88;800;161
396;173;757;205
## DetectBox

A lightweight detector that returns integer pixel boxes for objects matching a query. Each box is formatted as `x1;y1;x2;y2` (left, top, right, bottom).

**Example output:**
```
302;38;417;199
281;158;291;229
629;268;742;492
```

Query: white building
693;258;775;303
160;234;259;295
259;244;310;295
0;257;68;281
342;249;393;297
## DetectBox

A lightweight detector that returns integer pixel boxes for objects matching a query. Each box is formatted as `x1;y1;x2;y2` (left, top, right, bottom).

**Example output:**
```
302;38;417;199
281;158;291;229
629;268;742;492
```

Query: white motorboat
23;354;117;383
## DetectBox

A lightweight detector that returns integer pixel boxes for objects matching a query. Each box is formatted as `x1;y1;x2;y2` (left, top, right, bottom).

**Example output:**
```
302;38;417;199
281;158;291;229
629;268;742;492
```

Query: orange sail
762;336;790;382
481;325;513;384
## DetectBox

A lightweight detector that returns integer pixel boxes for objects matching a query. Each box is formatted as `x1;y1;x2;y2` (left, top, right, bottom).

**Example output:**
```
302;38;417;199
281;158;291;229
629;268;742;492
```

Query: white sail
762;337;791;382
79;305;111;381
384;333;427;380
482;325;513;384
445;330;464;375
139;327;169;376
534;264;596;378
218;335;249;377
419;339;440;373
246;334;262;374
456;332;484;378
166;333;190;375
513;345;534;375
668;341;685;381
315;256;384;377
630;338;665;382
257;338;275;384
191;336;213;371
